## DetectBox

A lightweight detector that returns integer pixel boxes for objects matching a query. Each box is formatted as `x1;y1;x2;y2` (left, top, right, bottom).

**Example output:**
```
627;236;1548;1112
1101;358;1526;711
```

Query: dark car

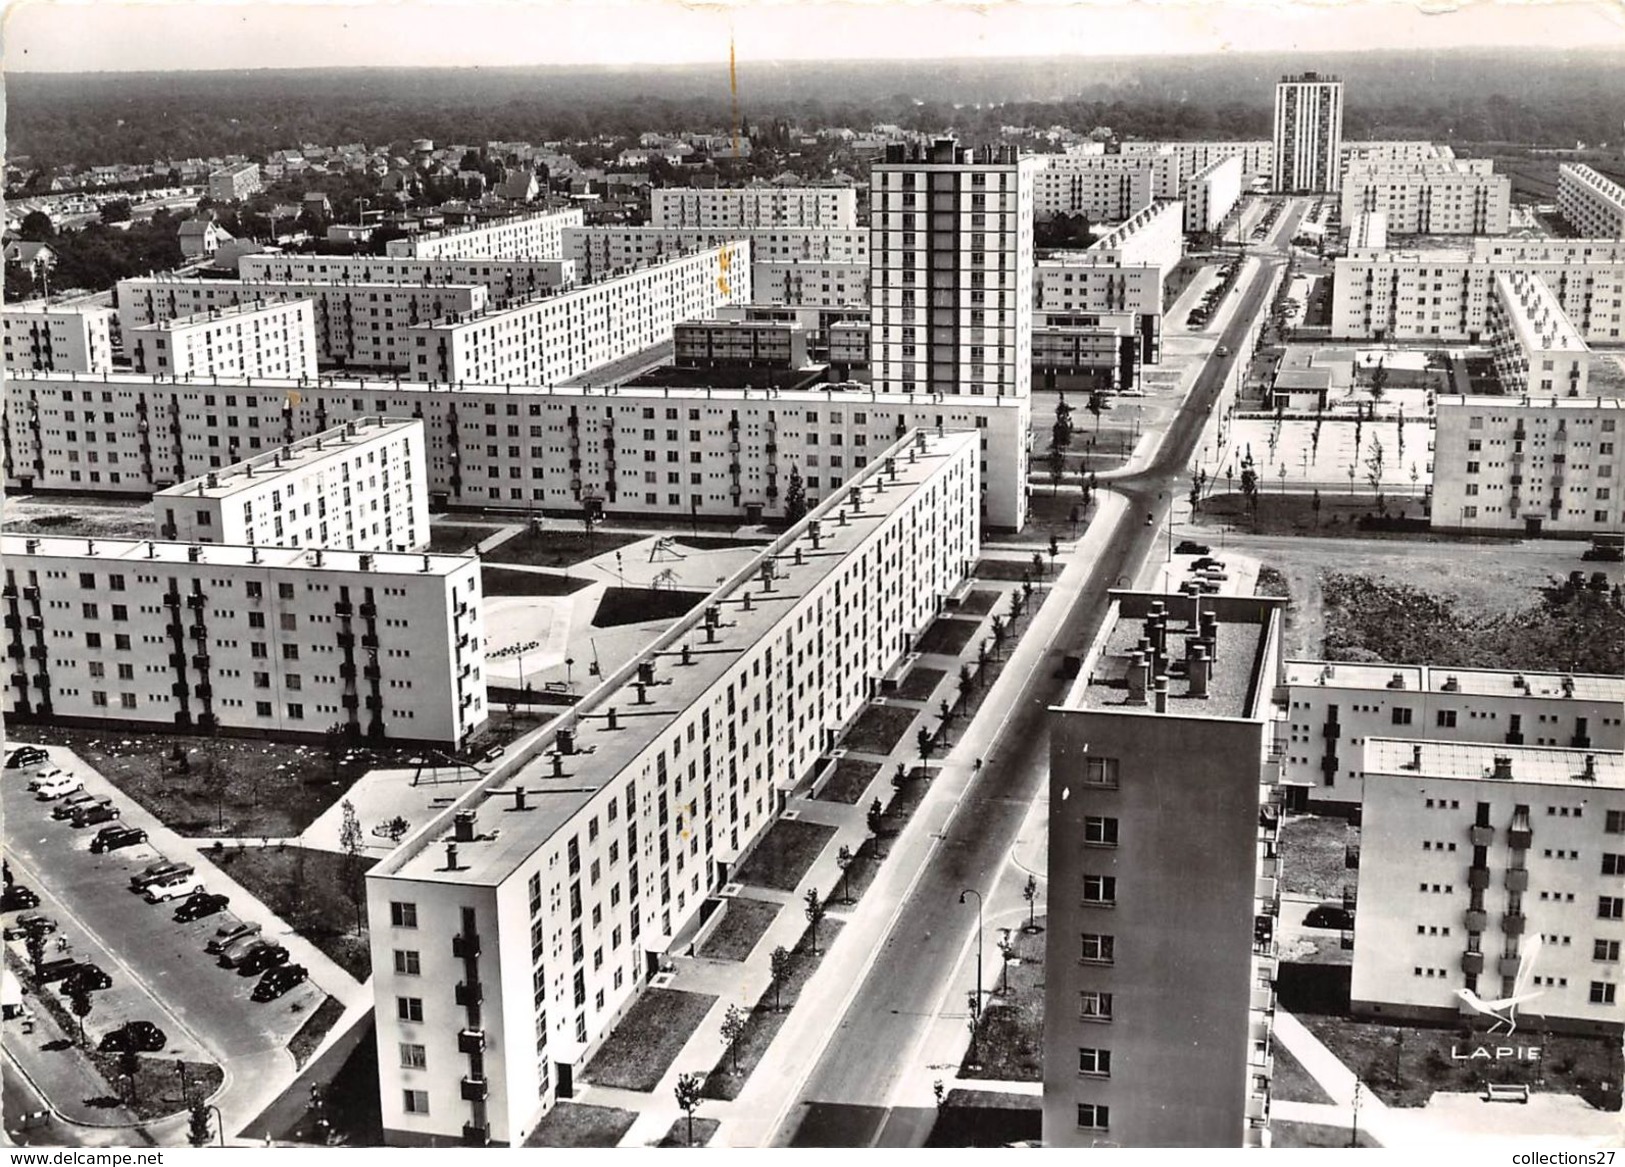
205;919;261;954
2;885;41;912
61;963;113;992
90;825;147;854
174;892;230;923
237;943;291;976
5;746;50;771
1176;541;1212;556
99;1021;167;1053
130;861;193;892
251;964;308;1002
1192;557;1224;571
3;912;56;941
71;802;121;828
53;791;103;820
1303;904;1354;930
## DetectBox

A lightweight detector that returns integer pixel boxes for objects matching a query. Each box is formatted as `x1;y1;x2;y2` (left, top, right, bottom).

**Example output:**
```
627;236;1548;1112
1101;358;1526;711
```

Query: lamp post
959;888;983;1010
207;1103;226;1147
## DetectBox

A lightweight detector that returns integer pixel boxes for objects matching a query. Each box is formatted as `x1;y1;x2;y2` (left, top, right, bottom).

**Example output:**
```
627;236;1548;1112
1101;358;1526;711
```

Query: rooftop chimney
188;545;203;563
681;643;692;666
1442;675;1460;692
1153;674;1169;714
1491;754;1513;780
557;728;576;755
637;660;655;686
1582;754;1597;781
25;538;39;554
552;753;565;777
1188;645;1210;699
606;707;619;730
453;810;476;842
1386;672;1405;690
1411;744;1423;771
512;786;528;811
1126;650;1149;706
444;842;460;870
1561;674;1575;698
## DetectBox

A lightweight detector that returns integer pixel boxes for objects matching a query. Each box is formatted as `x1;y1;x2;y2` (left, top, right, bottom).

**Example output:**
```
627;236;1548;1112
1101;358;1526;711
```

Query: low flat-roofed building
1352;738;1624;1036
2;535;484;745
127;298;318;381
1488;270;1590;398
673;318;809;369
365;428;980;1146
1046;592;1287;1148
207;161;261;202
1347;209;1388;251
1558;163;1625;239
154;416;428;552
2;304;114;374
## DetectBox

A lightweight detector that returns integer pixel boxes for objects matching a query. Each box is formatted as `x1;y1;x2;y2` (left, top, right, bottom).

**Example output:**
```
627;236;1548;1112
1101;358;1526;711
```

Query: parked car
1;885;41;912
174;892;229;923
144;874;204;903
5;746;50;771
34;773;84;800
1217;345;1230;356
99;1021;167;1053
252;964;308;1002
205;920;261;954
1176;541;1212;556
60;963;113;992
237;944;290;976
130;860;192;892
91;825;148;854
34;957;83;984
1179;579;1220;596
71;801;121;828
1194;567;1230;581
2;912;55;941
1304;904;1354;930
26;768;70;792
52;791;102;820
1192;556;1224;571
220;935;272;968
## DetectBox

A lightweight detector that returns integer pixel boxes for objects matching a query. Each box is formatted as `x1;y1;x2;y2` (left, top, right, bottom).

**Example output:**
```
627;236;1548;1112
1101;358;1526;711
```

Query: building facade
127;299;319;381
562;226;869;285
384;210;585;260
1351;738;1624;1036
207;162;262;202
238;254;577;305
1486;271;1590;399
751;260;870;308
1087;201;1185;287
1118;140;1273;187
365;429;981;1146
1032;154;1166;221
650;186;856;229
1047;592;1285;1148
1184;155;1244;235
1273;73;1345;194
1558;164;1625;240
2;305;114;374
2;536;484;745
1339;161;1512;236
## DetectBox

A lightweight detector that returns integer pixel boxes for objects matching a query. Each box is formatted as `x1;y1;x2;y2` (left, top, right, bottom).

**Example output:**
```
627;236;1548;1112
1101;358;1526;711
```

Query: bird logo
1453;933;1545;1035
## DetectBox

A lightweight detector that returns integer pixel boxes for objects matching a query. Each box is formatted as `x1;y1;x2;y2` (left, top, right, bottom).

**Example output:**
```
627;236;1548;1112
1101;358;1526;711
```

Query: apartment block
1279;660;1625;807
562;226;868;285
650;186;856;229
397;244;749;385
1033;311;1153;391
1558;164;1625;239
1347;210;1389;251
1087;201;1185;287
127;298;319;381
1487;271;1590;398
1118;140;1273;186
383;209;584;260
1340;140;1453;167
1352;738;1624;1036
3;305;114;374
154;417;429;553
1431;394;1625;535
1033;153;1166;221
1;536;485;746
206;162;262;202
1036;254;1162;317
2;371;1032;528
238;253;577;304
1046;592;1287;1148
364;429;980;1146
1273;73;1344;194
673;318;809;369
1184;155;1243;234
751;260;870;308
1340;161;1512;235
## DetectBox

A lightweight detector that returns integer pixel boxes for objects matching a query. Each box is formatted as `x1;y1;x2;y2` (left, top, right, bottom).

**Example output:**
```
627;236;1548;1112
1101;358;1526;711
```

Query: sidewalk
2;987;137;1129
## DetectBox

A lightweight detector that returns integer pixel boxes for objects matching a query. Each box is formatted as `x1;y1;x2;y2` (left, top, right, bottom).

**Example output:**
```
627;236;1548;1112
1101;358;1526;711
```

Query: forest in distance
7;46;1624;169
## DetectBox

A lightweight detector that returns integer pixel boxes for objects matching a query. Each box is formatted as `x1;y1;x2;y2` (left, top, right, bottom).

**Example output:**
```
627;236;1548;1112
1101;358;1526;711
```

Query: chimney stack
453;810;476;842
1583;754;1597;781
557;728;575;755
513;786;528;811
551;752;565;777
1153;674;1169;714
445;842;460;870
1492;754;1513;780
1189;645;1210;699
1126;650;1149;705
606;707;618;730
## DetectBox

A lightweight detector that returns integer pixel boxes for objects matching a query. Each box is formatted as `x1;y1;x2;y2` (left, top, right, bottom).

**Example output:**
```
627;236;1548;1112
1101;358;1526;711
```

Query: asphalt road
779;198;1309;1147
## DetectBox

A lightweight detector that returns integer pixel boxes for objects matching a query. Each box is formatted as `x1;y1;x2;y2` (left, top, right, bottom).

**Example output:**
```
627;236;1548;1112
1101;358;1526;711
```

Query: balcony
1320;755;1338;776
365;695;383;711
340;663;357;681
1464;908;1489;932
27;645;47;661
1244;1125;1271;1149
185;594;206;610
460;1076;489;1103
457;1028;486;1055
1498;953;1525;978
1321;721;1341;740
1246;1092;1270;1122
359;603;377;620
194;683;212;700
363;664;382;681
1250;985;1276;1014
5;645;22;661
461;1123;490;1147
163;592;182;608
169;652;186;668
1;616;17;632
31;673;49;689
1505;732;1525;746
191;654;210;671
21;587;38;602
172;682;189;698
341;694;360;710
1505;867;1530;892
1468;824;1494;847
1255;875;1278;902
1501;912;1526;937
1572;734;1592;749
187;626;207;642
1508;825;1532;850
333;601;353;618
337;633;356;650
1468;865;1491;891
453;932;482;960
455;980;483;1008
1461;950;1485;976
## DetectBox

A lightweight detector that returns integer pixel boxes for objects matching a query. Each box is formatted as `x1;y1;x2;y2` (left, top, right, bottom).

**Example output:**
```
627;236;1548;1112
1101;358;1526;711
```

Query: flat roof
1;534;471;577
375;428;980;887
1283;660;1625;703
1364;738;1623;790
1436;393;1622;411
156;417;421;502
126;297;312;332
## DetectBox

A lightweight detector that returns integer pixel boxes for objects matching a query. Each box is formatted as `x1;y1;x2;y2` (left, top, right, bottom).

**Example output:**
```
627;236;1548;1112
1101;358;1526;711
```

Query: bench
1483;1083;1529;1104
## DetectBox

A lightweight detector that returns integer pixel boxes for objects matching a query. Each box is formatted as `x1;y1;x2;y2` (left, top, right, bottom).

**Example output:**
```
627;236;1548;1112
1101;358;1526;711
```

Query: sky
3;0;1624;73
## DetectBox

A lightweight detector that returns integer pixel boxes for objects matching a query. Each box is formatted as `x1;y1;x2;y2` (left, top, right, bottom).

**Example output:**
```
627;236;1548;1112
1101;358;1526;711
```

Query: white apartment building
1035;254;1162;317
127;299;319;381
1431;394;1625;536
1087;200;1185;287
1032;153;1167;220
1558;164;1625;239
2;371;1032;528
1;536;485;746
1279;660;1625;807
1340;161;1512;235
385;209;585;260
117;276;488;370
1273;73;1345;194
1330;248;1625;344
562;226;868;283
1347;210;1389;251
1487;271;1590;398
238;253;577;304
207;162;262;202
3;305;114;374
1341;140;1453;165
1119;140;1273;186
650;186;856;229
751;260;870;308
364;429;981;1146
398;244;749;385
154;417;429;553
1351;738;1624;1037
1184;155;1243;234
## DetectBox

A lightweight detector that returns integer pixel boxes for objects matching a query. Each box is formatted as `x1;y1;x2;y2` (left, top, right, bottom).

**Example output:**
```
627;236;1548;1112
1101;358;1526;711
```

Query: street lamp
959;888;983;1010
207;1103;226;1147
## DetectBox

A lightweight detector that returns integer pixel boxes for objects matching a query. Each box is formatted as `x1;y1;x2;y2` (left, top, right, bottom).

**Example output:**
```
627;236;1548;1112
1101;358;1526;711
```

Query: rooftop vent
1581;755;1597;782
1490;754;1514;780
557;728;576;755
512;786;528;811
1386;672;1406;690
444;842;460;870
1441;675;1459;692
453;810;477;842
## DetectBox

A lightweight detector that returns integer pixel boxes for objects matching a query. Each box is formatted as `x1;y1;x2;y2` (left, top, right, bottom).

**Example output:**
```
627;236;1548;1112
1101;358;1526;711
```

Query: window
1391;707;1414;726
1082;876;1116;906
1599;897;1624;920
396;996;424;1022
393;950;421;976
1083;817;1118;846
1079;991;1113;1021
1590;982;1617;1005
1077;1048;1112;1076
1607;810;1625;834
1080;934;1114;964
399;1043;426;1069
402;1089;429;1115
390;901;418;928
1593;939;1620;963
1604;854;1625;877
1436;710;1457;728
1083;758;1119;788
1076;1103;1110;1130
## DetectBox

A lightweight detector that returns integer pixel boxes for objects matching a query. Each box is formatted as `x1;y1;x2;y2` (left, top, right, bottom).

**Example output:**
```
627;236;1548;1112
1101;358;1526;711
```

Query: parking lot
3;744;326;1101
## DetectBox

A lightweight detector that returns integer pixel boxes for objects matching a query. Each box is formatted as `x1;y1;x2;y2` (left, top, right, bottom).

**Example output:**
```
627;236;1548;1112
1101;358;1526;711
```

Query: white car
26;767;69;791
33;773;83;800
145;874;205;904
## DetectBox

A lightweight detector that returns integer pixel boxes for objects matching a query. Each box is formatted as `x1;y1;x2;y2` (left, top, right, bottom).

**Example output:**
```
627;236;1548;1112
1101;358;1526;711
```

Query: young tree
1368;358;1389;404
65;975;93;1045
720;1005;745;1073
339;799;366;934
836;845;854;904
25;930;47;978
119;1046;141;1105
673;1072;704;1146
1364;434;1387;513
1087;390;1104;433
188;1103;214;1147
1239;456;1259;517
1312;487;1323;528
916;725;933;762
202;755;229;833
768;946;792;1013
867;797;884;840
784;464;808;525
803;888;826;955
1031;551;1045;580
1022;873;1040;933
1046;444;1064;494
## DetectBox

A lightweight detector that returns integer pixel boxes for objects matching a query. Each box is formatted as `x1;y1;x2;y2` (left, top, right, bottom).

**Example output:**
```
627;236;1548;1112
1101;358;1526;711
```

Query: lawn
18;726;364;838
1272;1042;1335;1105
288;994;345;1068
961;916;1046;1082
732;820;835;892
657;1117;719;1147
840;703;918;755
825;835;881;908
925;1088;1042;1147
1271;1119;1380;1148
894;666;945;703
915;618;981;656
813;757;880;804
1280;813;1357;900
425;523;496;554
1194;490;1437;538
480;566;594;597
699;921;846;1101
524;1102;640;1148
592;587;706;628
973;559;1037;582
209;844;376;980
955;590;1002;617
697;897;782;962
484;527;645;568
582;988;717;1093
